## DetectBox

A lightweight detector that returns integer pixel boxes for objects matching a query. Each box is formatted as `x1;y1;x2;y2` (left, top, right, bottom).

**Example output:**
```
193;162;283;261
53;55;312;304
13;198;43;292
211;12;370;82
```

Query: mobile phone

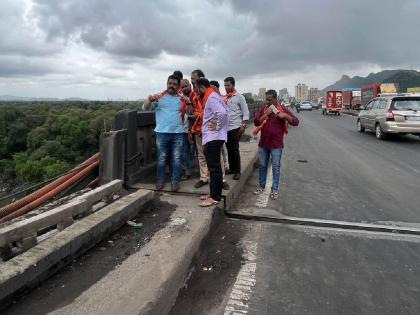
269;104;279;114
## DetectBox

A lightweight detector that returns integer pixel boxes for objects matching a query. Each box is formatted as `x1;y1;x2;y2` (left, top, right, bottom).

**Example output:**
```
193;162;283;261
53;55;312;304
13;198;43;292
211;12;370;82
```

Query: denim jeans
182;133;191;175
156;132;183;184
258;147;283;192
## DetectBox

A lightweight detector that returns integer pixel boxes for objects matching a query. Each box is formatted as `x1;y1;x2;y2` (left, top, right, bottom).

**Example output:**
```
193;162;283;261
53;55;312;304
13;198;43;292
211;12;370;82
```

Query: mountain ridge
321;69;420;92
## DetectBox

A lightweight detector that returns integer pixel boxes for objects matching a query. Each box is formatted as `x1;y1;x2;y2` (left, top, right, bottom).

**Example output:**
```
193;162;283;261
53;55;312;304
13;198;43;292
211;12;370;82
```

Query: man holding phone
143;74;185;192
253;90;299;200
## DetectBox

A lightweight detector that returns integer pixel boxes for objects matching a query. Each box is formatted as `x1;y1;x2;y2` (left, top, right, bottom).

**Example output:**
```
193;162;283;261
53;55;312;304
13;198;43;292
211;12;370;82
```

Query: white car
299;102;312;111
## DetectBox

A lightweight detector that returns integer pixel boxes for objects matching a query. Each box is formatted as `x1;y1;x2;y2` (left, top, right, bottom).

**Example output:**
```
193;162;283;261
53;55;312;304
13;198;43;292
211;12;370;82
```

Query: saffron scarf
223;88;237;103
191;87;215;133
252;101;288;136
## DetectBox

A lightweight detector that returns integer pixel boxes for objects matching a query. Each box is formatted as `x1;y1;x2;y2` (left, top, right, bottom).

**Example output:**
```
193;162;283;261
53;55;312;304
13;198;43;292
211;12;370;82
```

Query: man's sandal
270;191;279;200
200;194;210;201
199;198;219;207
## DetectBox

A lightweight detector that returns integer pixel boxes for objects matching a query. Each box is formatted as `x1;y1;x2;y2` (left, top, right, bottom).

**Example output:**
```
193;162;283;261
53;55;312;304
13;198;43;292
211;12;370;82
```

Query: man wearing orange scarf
143;74;185;192
253;90;299;200
224;77;249;181
179;78;196;180
189;69;210;189
196;78;228;207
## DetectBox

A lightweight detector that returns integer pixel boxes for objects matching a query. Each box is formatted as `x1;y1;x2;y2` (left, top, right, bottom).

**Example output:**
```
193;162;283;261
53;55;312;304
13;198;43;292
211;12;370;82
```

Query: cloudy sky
1;0;420;100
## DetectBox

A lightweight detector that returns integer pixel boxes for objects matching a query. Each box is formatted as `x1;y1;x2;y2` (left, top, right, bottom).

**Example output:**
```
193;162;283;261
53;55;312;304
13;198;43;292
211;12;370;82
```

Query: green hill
323;70;400;92
323;69;420;92
382;70;420;92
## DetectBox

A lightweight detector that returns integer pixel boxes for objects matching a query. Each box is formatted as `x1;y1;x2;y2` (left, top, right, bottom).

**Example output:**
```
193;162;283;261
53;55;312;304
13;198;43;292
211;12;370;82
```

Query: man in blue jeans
144;74;185;192
253;90;299;200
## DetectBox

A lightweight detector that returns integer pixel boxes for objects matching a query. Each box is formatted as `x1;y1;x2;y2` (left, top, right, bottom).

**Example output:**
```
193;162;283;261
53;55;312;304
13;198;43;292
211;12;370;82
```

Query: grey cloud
2;0;420;90
0;1;61;57
0;56;56;77
223;0;420;70
31;0;221;59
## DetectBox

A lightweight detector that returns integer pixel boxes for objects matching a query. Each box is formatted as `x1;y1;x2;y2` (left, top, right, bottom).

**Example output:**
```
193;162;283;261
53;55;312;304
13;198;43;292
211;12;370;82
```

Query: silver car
357;95;420;140
299;102;313;111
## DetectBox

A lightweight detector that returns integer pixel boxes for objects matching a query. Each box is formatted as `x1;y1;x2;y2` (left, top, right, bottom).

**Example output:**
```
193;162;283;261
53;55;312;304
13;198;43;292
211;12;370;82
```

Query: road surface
171;110;420;315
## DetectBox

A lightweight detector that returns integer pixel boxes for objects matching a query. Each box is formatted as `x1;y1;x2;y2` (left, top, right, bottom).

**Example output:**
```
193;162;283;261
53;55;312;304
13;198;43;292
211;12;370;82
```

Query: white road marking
224;241;258;315
255;161;273;208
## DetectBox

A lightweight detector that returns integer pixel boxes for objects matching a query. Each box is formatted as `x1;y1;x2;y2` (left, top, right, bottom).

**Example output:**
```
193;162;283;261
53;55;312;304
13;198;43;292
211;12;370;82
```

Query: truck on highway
322;91;343;115
379;83;399;94
407;87;420;93
361;83;380;106
342;89;362;110
361;83;399;106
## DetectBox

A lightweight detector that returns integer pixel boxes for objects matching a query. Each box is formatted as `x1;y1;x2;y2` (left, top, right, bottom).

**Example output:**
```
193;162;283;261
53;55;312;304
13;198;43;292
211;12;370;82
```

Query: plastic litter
127;218;143;228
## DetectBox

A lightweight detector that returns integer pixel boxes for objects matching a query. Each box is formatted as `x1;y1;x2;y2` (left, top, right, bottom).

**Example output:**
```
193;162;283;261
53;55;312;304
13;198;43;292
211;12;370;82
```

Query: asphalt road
235;110;420;224
171;109;420;315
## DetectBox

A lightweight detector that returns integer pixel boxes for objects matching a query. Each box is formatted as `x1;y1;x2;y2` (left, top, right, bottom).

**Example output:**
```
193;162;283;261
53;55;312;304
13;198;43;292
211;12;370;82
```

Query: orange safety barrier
0;153;99;219
0;160;99;224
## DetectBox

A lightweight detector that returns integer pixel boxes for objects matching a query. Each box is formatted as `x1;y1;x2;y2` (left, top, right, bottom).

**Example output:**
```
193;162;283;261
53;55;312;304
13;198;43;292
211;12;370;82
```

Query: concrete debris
169;217;187;226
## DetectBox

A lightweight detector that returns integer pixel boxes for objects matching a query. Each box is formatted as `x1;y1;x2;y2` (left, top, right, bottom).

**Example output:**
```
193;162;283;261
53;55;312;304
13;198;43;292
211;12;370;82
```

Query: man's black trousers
204;140;224;201
226;127;241;174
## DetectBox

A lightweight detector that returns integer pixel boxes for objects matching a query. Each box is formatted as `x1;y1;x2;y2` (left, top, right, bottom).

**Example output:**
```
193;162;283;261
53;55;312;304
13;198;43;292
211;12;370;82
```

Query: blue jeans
156;132;183;184
258;147;283;192
182;133;191;175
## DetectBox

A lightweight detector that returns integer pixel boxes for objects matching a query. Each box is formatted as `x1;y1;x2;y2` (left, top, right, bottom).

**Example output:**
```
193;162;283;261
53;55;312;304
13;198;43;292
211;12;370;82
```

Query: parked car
300;101;312;111
357;94;420;140
312;102;320;110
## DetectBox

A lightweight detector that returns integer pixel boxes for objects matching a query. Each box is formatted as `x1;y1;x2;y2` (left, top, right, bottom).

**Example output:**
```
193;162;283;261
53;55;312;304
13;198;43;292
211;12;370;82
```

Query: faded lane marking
224;241;258;315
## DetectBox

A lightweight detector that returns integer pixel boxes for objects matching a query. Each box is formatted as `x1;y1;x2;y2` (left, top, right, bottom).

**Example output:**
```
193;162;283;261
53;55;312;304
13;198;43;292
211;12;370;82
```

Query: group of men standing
144;70;249;207
144;69;299;207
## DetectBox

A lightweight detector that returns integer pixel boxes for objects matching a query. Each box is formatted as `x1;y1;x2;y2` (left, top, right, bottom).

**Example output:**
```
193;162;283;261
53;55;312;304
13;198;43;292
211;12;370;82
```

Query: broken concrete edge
48;144;259;315
142;206;225;315
0;189;155;307
139;148;258;314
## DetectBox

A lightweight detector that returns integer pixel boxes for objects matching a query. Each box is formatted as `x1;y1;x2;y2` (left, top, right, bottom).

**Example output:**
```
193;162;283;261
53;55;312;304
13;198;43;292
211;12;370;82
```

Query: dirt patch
170;219;247;315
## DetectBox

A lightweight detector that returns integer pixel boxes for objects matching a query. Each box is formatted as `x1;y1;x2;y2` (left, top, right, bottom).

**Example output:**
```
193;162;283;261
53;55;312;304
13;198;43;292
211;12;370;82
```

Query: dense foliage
0;101;140;189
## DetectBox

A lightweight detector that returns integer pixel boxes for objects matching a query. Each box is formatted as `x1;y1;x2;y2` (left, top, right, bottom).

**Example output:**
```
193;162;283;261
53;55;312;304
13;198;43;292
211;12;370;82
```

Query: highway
170;110;420;315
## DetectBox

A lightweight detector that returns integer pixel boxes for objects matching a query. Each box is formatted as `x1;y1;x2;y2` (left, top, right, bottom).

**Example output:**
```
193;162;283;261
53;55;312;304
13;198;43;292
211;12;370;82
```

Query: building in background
258;88;267;101
295;83;308;102
278;88;289;102
309;88;320;102
243;92;253;99
243;92;254;103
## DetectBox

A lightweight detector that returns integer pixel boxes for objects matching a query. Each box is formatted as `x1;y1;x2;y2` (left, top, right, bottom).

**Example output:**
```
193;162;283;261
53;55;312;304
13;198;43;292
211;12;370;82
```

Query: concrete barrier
0;180;123;259
48;140;259;315
0;189;155;305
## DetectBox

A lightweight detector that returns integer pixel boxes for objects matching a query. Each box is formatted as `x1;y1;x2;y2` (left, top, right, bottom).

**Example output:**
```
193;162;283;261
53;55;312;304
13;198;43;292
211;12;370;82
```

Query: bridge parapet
100;110;156;186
